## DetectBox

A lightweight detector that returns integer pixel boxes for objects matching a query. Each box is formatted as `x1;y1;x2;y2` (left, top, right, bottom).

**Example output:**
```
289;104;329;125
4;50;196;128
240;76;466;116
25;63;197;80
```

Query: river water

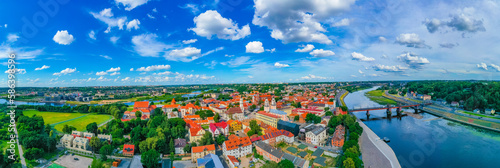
344;87;500;168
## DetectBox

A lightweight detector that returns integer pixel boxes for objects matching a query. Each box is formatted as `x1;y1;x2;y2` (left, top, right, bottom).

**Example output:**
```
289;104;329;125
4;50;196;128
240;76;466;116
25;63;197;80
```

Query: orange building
332;125;345;147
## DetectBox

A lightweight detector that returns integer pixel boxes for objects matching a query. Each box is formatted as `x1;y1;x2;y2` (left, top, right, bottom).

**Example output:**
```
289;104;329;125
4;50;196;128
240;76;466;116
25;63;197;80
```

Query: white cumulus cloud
166;47;202;62
182;39;197;44
131;33;171;57
274;62;290;68
53;30;75;45
53;68;76;76
115;0;149;11
295;44;315;52
136;65;171;72
35;65;50;71
309;49;335;57
190;10;250;40
351;52;375;62
126;19;140;30
245;41;264;53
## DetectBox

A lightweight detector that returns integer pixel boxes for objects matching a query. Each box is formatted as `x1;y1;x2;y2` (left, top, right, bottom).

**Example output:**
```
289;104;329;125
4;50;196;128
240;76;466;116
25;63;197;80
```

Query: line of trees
328;114;363;168
407;81;500;111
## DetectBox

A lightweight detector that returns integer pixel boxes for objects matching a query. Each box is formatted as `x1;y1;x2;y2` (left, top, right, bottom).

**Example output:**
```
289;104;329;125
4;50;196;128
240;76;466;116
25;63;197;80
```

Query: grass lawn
365;90;398;105
23;110;88;125
54;114;113;132
461;111;500;120
48;163;66;168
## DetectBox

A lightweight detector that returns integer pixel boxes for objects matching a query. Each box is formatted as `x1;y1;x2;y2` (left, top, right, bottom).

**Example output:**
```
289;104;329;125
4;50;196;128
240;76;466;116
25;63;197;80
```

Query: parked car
74;158;79;161
314;146;317;148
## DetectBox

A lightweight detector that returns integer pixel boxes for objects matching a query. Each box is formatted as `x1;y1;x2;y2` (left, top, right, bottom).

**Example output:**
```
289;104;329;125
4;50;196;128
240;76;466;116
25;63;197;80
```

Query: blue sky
1;0;500;87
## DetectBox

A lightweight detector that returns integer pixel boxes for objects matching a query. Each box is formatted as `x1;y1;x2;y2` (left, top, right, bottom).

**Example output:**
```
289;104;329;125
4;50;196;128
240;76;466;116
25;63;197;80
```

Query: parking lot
54;154;93;168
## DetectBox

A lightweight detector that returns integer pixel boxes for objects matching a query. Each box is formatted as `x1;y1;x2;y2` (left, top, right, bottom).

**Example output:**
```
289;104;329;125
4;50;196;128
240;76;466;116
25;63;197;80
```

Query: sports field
53;114;113;131
23;110;88;125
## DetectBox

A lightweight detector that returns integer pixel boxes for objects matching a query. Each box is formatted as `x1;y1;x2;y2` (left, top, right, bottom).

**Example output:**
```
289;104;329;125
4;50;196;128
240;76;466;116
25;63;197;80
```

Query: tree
86;122;99;135
45;124;51;134
154;108;162;117
214;113;220;123
23;148;44;160
249;104;257;111
183;144;191;153
136;111;142;119
325;111;333;116
141;149;160;168
216;134;226;145
62;124;76;134
278;159;294;168
199;132;214;145
294;115;299;121
324;107;330;112
343;157;355;168
169;138;175;154
100;144;113;161
90;136;102;153
91;158;106;168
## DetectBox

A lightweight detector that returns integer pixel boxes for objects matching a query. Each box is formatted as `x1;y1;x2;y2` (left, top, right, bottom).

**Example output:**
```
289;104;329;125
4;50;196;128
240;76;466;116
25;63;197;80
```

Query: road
14;125;27;168
216;146;229;168
357;119;401;168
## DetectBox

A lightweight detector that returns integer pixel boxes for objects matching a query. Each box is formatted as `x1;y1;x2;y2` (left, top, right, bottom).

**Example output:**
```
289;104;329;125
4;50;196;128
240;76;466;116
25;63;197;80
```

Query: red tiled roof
192;144;215;153
257;111;280;119
224;136;251;151
123;144;135;155
134;101;150;108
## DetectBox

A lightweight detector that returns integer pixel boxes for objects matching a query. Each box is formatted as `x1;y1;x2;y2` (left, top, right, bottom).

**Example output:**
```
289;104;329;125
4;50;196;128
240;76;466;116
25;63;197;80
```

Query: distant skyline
1;0;500;87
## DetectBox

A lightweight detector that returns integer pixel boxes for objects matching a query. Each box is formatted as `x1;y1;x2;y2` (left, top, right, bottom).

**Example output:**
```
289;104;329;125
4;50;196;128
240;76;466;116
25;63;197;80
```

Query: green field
461;111;500;120
54;114;113;132
365;90;398;105
23;110;88;125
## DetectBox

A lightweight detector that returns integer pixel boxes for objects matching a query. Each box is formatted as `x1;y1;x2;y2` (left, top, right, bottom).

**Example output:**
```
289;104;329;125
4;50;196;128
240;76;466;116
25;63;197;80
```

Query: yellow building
256;111;280;128
228;120;242;132
189;127;205;143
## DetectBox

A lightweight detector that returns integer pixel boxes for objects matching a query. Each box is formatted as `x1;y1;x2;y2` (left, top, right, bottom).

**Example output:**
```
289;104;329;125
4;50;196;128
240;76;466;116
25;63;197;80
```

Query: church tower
271;97;277;110
264;99;270;112
240;98;244;112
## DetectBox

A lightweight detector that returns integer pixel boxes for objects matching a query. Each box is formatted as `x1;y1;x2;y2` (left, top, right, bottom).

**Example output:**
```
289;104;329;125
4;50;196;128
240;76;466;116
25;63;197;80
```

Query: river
344;87;500;168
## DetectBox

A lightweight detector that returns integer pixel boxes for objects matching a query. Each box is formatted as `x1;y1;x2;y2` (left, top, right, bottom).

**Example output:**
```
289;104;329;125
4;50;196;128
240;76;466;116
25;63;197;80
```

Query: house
305;125;327;146
123;144;135;157
174;138;187;154
485;109;496;115
334;107;347;116
60;134;74;148
227;120;242;132
130;101;157;120
209;122;229;137
72;137;90;150
162;99;181;115
331;125;345;147
180;103;202;117
451;101;459;107
254;141;283;163
191;144;216;163
197;153;224;168
260;129;294;146
226;107;244;120
423;95;431;100
256;111;281;128
226;155;240;168
189;127;205;143
222;136;252;158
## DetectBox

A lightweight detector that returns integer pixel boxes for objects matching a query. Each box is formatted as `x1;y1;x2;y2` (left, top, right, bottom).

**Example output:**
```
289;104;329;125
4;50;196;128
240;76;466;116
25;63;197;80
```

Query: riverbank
364;90;397;106
339;88;401;168
358;119;401;168
339;91;348;107
423;107;500;132
383;93;500;132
